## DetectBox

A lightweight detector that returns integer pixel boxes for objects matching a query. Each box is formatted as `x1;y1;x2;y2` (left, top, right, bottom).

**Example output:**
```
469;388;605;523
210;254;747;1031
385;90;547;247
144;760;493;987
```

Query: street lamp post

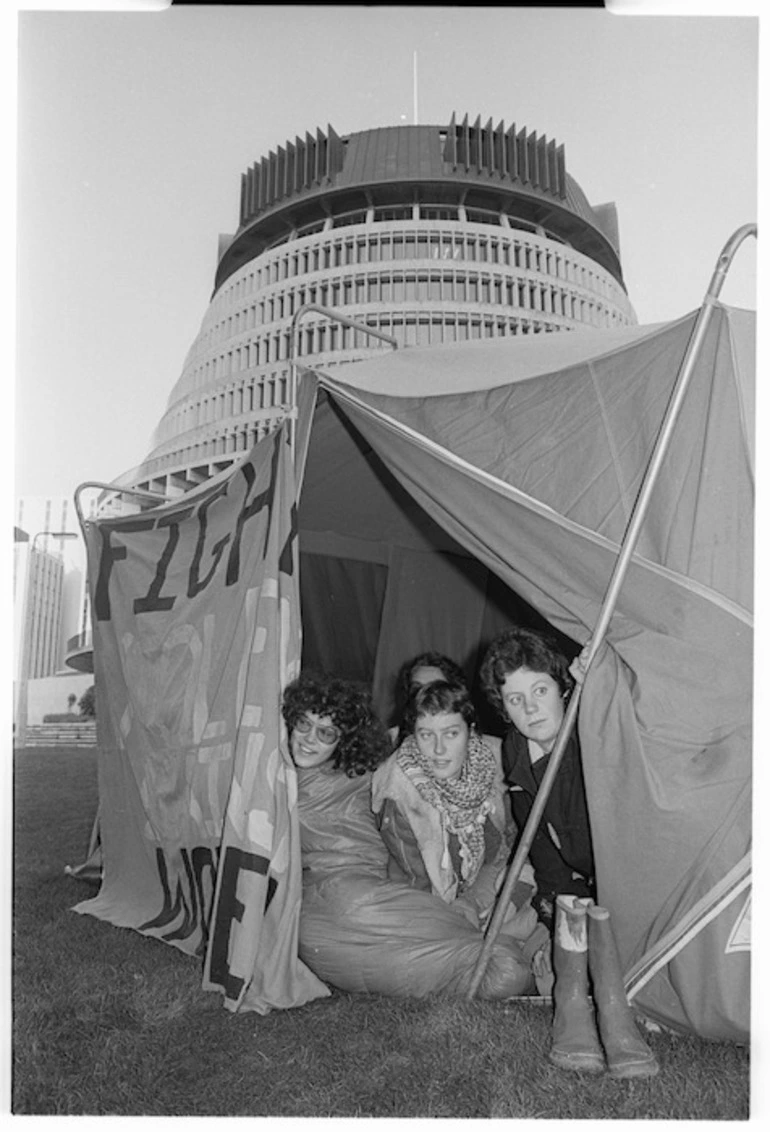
15;530;78;749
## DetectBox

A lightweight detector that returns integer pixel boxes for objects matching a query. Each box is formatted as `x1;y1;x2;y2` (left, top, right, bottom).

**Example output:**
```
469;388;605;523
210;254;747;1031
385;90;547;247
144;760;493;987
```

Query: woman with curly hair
284;672;390;777
284;671;539;999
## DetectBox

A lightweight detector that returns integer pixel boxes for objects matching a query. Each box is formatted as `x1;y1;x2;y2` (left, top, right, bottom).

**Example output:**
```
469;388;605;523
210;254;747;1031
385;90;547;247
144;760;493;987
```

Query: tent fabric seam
317;373;752;627
724;315;755;489
586;358;633;525
624;852;751;1001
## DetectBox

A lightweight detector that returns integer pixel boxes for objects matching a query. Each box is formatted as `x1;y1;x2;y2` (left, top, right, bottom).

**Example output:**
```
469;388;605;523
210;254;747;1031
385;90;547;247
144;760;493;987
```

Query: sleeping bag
296;762;535;999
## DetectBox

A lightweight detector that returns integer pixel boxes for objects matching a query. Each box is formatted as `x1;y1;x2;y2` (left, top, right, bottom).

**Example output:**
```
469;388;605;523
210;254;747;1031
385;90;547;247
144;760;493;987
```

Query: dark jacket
501;728;595;928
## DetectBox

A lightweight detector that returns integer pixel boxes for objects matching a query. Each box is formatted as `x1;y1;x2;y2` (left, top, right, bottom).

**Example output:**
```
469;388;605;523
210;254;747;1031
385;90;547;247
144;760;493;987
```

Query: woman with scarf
287;671;536;999
372;679;550;984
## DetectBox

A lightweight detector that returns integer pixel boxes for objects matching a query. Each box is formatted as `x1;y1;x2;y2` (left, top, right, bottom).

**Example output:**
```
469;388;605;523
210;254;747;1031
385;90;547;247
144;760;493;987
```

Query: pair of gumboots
550;895;658;1078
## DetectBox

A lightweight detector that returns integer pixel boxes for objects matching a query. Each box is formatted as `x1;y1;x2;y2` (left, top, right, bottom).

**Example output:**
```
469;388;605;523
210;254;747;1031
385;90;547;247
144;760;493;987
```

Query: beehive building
116;115;636;497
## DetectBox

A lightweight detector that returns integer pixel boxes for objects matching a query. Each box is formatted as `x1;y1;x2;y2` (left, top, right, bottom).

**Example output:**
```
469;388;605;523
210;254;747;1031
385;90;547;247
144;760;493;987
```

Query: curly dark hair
479;628;574;720
401;679;477;738
282;672;391;776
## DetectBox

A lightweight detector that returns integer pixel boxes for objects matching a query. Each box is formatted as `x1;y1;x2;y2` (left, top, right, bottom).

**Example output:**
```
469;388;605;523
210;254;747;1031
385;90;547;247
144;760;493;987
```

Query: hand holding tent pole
466;223;757;1001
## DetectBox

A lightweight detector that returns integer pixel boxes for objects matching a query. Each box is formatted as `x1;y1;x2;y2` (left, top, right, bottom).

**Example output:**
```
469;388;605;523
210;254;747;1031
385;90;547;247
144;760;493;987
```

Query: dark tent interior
297;390;578;734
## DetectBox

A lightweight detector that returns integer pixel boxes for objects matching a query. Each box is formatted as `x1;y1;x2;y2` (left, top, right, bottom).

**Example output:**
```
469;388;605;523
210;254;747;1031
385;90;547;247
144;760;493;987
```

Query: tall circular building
117;114;636;497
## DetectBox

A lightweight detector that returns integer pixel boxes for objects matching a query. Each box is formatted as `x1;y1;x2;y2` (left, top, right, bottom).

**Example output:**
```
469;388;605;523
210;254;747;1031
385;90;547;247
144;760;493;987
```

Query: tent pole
73;480;171;530
466;222;757;1001
288;303;399;462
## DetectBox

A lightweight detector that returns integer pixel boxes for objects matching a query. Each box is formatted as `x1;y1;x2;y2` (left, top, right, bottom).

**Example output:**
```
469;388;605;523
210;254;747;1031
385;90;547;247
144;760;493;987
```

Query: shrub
79;685;96;718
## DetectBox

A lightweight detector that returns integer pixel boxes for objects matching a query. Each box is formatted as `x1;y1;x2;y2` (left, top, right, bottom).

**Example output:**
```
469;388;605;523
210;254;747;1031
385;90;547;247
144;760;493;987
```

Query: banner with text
74;426;329;1013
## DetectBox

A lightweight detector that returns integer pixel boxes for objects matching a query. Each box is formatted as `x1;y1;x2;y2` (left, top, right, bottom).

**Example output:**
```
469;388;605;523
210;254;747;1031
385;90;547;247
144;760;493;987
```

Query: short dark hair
393;652;467;742
480;628;574;720
401;678;477;738
282;672;391;776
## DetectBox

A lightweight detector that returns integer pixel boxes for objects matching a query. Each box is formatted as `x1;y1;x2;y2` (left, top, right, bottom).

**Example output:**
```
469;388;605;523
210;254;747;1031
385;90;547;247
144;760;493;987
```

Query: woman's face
500;667;565;755
414;710;469;782
290;711;340;769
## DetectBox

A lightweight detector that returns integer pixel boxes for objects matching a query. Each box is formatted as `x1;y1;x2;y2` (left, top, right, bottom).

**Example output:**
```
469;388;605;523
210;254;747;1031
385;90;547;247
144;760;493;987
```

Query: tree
67;693;77;713
79;685;96;718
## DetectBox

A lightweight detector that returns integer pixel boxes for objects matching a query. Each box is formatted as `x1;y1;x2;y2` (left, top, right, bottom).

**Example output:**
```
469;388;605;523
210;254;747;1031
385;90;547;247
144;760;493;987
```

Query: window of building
374;205;413;222
332;210;367;229
404;317;418;346
420;205;458;221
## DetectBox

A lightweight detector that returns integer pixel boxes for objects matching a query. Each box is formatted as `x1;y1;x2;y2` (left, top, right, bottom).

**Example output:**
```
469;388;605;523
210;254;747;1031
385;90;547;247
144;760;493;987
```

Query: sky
10;3;760;506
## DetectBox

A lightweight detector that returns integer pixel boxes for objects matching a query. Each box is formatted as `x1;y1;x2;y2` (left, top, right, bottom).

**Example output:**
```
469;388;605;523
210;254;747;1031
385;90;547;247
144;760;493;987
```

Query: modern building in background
115;114;636;498
14;497;92;731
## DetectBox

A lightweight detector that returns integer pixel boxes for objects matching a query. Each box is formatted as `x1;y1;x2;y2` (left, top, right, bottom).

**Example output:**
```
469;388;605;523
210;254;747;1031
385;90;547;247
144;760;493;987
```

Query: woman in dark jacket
480;627;596;933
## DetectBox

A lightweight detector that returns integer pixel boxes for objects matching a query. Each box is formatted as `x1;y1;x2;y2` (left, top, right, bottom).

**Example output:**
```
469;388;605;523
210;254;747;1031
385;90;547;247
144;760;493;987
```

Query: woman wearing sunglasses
283;671;535;999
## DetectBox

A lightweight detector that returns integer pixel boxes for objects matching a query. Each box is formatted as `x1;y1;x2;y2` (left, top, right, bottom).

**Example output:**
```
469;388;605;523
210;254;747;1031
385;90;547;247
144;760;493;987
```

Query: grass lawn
13;747;750;1118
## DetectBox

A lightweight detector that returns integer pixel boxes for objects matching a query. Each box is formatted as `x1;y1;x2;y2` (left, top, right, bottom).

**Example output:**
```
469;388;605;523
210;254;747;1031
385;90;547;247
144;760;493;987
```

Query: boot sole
608;1059;659;1079
549;1050;605;1073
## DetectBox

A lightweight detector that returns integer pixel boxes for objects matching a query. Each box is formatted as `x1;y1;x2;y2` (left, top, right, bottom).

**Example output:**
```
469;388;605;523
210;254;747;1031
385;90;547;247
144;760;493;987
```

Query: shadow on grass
13;747;750;1117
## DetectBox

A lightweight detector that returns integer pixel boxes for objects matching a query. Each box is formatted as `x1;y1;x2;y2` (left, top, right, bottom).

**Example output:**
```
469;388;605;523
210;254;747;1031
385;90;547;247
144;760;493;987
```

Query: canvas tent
75;301;752;1040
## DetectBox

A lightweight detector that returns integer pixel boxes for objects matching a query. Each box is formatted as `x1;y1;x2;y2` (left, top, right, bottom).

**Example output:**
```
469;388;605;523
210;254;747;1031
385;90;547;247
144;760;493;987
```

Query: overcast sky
12;4;760;503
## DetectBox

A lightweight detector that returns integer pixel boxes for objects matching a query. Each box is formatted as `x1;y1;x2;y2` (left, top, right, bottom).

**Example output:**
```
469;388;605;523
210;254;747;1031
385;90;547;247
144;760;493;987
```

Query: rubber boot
587;905;659;1079
549;895;605;1073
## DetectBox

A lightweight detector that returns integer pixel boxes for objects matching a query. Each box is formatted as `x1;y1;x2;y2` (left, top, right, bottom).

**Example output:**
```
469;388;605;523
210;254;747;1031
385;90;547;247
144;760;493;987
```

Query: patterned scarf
396;731;496;890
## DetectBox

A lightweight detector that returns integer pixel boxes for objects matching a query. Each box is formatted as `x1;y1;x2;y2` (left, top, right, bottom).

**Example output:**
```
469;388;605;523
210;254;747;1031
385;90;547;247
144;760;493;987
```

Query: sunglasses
293;716;341;746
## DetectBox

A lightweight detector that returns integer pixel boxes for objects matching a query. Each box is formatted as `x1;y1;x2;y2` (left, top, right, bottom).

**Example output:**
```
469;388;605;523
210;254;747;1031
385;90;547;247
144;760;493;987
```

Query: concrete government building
115;114;637;498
